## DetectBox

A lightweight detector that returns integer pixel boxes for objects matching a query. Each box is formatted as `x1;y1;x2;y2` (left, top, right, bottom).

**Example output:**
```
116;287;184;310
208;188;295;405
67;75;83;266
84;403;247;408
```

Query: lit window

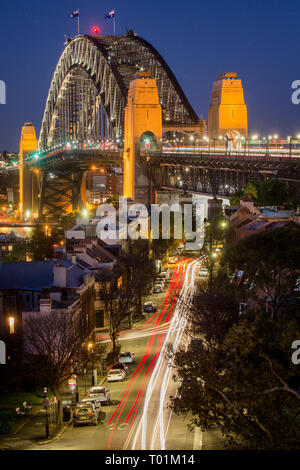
9;317;15;334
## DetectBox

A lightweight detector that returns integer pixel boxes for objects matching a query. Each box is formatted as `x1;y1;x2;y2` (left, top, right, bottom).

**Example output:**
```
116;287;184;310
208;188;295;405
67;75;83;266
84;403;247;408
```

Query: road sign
68;378;76;391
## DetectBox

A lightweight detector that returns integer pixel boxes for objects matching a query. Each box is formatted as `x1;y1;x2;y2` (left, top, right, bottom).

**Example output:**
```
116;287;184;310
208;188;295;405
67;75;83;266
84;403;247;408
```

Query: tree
27;225;53;261
188;274;240;349
23;311;105;425
99;265;136;353
254;179;288;207
119;240;156;316
223;225;300;318
171;313;300;449
243;182;258;200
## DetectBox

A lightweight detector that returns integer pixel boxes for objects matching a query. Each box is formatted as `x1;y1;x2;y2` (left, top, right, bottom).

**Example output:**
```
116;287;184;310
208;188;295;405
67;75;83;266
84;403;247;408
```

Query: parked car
199;268;208;277
119;352;134;364
79;398;101;411
73;404;99;426
153;282;164;293
112;363;129;375
88;386;111;405
161;268;170;278
144;301;157;313
107;368;126;382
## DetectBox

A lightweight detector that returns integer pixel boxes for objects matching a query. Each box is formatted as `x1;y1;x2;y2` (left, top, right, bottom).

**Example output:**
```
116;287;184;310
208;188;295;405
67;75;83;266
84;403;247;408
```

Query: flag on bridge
69;9;80;35
105;10;116;34
105;9;115;19
69;9;79;19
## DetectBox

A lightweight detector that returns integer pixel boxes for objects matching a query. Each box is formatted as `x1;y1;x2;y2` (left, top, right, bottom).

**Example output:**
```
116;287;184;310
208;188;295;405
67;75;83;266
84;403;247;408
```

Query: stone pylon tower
19;122;38;220
123;72;162;204
208;72;247;140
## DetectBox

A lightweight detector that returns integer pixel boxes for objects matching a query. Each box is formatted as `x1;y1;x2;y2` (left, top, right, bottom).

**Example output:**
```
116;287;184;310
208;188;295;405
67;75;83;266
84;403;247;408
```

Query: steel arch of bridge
39;33;199;152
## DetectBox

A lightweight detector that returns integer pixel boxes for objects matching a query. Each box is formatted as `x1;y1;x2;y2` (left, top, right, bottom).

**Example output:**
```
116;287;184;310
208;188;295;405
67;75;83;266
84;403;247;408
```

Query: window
9;317;15;334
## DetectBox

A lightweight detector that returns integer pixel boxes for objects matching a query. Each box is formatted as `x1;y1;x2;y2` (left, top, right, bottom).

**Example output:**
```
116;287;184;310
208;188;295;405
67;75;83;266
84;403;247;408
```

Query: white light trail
130;258;201;450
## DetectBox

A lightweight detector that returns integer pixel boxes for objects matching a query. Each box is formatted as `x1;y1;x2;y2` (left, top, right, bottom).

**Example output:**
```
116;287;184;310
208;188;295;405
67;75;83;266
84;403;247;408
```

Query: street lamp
88;342;95;386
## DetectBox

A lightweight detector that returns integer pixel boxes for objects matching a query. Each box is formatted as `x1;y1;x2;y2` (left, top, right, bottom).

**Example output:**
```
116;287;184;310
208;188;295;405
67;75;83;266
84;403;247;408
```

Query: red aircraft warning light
92;26;99;34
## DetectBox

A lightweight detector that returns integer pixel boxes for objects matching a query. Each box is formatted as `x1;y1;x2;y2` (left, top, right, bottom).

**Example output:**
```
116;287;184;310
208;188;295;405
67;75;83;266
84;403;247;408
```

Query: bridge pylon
19;122;38;220
123;72;162;204
208;72;248;141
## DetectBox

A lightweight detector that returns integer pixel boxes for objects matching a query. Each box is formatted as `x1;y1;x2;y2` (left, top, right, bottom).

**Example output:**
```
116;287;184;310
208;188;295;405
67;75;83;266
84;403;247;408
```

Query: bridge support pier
123;72;162;205
19;123;38;220
38;169;85;220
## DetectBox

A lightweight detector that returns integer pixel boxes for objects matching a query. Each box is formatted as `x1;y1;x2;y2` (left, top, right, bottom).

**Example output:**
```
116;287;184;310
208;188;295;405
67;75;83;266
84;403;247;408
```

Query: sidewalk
0;405;61;450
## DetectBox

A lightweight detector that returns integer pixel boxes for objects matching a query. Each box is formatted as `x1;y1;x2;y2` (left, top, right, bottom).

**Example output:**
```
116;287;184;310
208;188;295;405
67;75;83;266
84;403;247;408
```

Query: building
230;200;296;241
86;170;123;204
0;259;95;364
0;231;27;261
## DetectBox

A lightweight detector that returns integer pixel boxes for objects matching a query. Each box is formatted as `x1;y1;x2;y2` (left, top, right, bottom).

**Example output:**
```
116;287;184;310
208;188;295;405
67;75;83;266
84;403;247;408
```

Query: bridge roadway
27;143;300;171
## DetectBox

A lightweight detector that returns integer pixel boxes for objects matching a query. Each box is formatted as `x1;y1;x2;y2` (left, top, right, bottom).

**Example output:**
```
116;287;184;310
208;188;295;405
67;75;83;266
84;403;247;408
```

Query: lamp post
43;387;50;439
88;342;95;386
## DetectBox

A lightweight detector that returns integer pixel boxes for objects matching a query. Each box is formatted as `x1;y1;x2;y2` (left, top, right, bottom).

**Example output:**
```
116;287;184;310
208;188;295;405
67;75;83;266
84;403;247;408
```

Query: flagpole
78;9;80;35
113;11;116;34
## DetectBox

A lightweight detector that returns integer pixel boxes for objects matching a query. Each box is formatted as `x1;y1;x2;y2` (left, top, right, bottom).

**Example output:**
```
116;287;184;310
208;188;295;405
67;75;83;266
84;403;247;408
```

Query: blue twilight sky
0;0;299;151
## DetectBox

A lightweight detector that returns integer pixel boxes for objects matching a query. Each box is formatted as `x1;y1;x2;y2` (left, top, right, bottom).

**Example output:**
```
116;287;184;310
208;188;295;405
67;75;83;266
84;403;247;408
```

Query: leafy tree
27;225;53;261
254;179;288;207
223;225;300;318
171;313;300;449
243;182;258;200
58;213;78;231
188;274;240;349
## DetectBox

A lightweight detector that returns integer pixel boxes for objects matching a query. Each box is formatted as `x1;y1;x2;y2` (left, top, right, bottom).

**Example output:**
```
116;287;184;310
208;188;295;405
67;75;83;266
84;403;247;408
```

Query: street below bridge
27;258;224;451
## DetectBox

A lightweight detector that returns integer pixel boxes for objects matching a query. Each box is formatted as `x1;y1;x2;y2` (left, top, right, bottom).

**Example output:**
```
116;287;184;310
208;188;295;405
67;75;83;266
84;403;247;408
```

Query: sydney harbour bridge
15;31;300;220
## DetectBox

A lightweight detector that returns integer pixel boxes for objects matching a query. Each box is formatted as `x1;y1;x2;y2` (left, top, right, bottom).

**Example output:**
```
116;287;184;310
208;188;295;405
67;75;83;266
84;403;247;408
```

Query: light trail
132;258;201;450
106;260;187;449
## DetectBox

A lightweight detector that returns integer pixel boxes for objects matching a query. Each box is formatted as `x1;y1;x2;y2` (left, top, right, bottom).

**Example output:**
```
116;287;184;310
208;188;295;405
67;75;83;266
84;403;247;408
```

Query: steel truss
145;152;300;197
39;34;200;152
38;169;84;219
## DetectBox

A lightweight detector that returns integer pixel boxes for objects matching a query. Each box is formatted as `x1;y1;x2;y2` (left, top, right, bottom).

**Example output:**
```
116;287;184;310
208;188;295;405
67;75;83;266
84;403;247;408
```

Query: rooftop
0;259;90;291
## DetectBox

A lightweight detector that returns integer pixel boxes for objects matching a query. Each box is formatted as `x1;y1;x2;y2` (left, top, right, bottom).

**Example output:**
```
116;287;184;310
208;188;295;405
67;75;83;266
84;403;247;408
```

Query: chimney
53;263;67;288
40;298;52;314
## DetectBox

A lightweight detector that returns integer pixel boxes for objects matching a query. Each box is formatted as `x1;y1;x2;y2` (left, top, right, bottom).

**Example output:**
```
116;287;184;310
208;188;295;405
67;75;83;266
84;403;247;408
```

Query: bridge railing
141;147;300;161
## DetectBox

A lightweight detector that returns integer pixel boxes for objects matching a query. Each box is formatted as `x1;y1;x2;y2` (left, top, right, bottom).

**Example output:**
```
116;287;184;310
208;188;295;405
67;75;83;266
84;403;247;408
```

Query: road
30;258;224;450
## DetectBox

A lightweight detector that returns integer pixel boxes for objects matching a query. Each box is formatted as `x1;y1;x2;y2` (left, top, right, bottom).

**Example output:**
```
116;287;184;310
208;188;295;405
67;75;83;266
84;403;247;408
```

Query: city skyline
0;0;300;151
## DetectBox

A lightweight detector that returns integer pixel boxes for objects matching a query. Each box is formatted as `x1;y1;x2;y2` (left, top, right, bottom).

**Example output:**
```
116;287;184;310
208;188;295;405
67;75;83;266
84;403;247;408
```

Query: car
199;268;208;277
73;404;99;426
144;301;157;313
153;283;163;293
157;273;167;282
112;363;129;375
79;398;101;411
119;352;134;364
107;368;126;382
88;386;111;405
161;268;170;278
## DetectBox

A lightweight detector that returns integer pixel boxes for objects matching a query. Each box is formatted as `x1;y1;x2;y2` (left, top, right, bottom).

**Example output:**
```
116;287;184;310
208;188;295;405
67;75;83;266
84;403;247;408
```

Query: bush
0;411;13;434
